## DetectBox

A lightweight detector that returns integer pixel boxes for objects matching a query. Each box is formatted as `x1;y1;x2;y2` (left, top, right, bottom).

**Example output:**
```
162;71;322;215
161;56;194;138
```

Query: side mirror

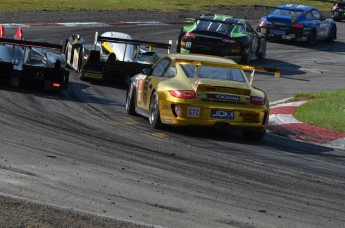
142;68;152;75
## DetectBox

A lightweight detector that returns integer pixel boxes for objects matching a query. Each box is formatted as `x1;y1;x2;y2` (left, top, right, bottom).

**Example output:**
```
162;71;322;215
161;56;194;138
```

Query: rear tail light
259;20;267;26
53;83;61;88
222;38;239;45
291;24;304;29
333;4;339;10
169;90;196;99
250;96;265;105
0;24;4;38
183;32;196;39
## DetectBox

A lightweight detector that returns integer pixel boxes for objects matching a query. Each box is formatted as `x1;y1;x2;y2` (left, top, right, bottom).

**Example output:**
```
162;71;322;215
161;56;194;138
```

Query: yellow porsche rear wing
176;59;281;84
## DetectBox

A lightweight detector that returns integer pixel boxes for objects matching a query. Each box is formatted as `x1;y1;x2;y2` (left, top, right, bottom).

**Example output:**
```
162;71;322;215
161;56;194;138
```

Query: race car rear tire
241;129;266;140
149;91;164;129
307;30;317;46
257;41;266;59
240;45;252;64
126;83;136;115
328;27;336;43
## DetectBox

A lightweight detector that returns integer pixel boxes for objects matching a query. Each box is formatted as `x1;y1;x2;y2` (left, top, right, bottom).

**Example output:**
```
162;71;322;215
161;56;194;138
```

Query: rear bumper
257;26;309;42
159;100;269;130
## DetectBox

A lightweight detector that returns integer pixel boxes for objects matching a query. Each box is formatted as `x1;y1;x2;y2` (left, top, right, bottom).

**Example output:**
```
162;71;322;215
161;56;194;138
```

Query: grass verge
0;0;335;12
292;89;345;132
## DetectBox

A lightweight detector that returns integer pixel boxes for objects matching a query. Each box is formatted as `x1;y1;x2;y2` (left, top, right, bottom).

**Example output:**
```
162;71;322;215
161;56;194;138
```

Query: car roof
168;53;237;64
199;14;244;24
277;4;314;11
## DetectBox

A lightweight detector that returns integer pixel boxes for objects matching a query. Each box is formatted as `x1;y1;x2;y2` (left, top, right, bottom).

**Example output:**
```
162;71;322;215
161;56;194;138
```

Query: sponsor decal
270;30;286;36
187;107;200;118
207;94;240;101
211;110;234;120
72;49;79;70
162;105;171;110
136;75;146;102
67;43;72;63
162;118;172;123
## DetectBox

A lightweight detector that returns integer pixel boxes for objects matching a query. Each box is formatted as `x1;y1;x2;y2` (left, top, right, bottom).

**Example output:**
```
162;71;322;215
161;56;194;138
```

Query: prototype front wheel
77;49;85;81
149;91;164;129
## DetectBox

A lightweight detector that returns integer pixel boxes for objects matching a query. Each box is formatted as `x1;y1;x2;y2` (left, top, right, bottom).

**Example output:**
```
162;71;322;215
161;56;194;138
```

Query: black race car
0;26;69;91
332;0;345;21
63;31;171;84
176;14;267;64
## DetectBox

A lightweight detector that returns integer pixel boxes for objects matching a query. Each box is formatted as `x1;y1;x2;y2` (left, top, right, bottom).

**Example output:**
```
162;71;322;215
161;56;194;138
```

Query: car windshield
271;9;303;18
196;20;234;34
180;64;245;82
104;42;138;62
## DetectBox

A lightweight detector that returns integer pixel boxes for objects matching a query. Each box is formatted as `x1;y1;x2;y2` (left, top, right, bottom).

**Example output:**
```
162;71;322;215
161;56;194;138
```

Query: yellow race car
126;53;280;140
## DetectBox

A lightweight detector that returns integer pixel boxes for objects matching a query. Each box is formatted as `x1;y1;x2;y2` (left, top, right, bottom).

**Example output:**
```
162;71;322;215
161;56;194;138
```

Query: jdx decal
211;110;234;120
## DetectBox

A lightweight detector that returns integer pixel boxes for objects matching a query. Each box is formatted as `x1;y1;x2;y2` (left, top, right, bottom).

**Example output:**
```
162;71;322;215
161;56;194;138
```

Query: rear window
196;20;234;34
271;9;303;18
180;64;245;82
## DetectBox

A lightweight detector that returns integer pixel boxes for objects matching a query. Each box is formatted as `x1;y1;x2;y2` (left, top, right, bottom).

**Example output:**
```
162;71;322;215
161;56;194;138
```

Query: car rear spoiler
96;35;172;51
0;37;62;51
176;59;281;84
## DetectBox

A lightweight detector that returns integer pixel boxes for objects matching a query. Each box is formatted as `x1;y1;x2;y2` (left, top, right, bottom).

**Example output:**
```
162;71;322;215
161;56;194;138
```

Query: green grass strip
293;90;345;132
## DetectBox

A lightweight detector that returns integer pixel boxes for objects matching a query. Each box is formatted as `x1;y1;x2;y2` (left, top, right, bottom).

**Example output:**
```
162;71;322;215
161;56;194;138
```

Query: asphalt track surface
1;18;345;228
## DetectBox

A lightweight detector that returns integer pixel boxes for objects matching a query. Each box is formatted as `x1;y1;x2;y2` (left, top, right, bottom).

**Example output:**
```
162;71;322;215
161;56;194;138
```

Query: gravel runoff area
0;6;330;228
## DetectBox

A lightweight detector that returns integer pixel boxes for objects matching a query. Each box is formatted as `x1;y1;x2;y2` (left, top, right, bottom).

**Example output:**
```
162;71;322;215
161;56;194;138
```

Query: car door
137;58;171;111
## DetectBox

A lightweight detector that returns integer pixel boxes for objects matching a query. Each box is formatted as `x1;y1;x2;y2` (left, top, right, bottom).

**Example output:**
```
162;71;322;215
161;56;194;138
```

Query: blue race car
255;4;337;45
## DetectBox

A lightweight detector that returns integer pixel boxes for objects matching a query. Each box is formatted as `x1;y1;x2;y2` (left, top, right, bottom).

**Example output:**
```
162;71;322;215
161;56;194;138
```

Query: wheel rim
149;93;158;124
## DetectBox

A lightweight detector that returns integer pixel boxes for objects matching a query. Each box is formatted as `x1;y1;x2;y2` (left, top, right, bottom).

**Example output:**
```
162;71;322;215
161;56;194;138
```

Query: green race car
176;14;267;64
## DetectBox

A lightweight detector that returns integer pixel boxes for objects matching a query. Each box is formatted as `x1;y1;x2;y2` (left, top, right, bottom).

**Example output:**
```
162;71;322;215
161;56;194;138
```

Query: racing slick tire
240;45;252;65
307;29;317;46
62;40;71;69
257;41;266;59
149;91;164;129
77;49;85;81
241;129;266;140
327;26;336;43
125;83;136;115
